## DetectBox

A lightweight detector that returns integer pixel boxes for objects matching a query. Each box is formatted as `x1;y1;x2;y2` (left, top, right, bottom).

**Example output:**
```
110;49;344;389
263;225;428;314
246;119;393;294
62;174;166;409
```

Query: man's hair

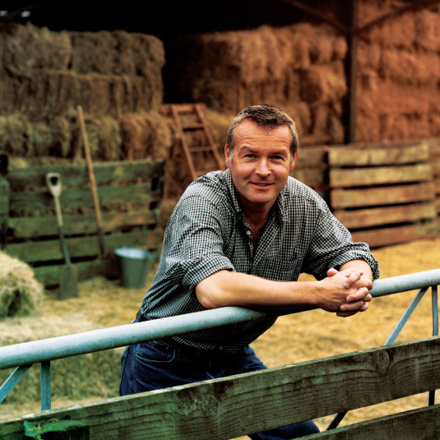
226;104;299;159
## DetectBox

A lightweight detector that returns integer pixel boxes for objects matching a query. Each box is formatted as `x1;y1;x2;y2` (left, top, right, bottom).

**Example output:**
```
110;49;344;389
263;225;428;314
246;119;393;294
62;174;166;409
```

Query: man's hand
326;267;373;317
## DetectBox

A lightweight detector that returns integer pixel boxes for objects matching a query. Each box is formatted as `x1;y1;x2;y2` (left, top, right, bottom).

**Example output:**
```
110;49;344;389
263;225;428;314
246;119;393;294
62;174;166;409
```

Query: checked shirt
140;169;379;353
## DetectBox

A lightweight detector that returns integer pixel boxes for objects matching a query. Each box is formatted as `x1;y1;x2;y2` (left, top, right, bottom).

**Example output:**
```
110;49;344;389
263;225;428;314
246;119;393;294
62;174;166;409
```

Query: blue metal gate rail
1;269;439;415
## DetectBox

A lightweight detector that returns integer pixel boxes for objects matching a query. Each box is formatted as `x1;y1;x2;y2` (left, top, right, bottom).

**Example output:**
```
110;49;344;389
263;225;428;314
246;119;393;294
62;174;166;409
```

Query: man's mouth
251;182;272;187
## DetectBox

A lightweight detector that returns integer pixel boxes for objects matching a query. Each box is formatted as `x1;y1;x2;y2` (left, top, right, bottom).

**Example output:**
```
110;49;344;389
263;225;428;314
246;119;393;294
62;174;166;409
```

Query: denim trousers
119;338;319;439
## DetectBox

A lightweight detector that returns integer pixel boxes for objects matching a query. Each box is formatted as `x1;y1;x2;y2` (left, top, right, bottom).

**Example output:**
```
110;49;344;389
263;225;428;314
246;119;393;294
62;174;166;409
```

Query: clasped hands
323;267;373;318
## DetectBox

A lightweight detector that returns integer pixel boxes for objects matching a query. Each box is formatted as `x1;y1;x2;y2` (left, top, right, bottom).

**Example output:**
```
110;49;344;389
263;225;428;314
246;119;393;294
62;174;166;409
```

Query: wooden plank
33;258;119;286
1;337;440;440
329;142;429;167
8;182;161;215
292;168;327;189
295;146;328;168
330;164;432;188
8;210;159;239
333;202;437;229
301;405;440;439
351;222;438;248
6;230;159;263
330;182;436;209
7;159;165;190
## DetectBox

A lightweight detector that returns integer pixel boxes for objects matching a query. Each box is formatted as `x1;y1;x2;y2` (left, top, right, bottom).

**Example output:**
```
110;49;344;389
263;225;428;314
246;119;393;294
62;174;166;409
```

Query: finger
327;268;338;277
336;310;358;317
346;288;371;302
343;270;363;288
339;299;367;312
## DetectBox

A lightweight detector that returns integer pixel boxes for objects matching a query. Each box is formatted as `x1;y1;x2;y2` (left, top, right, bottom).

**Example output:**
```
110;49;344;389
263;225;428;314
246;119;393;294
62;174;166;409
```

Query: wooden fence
0;158;164;288
0;138;438;290
1;336;440;439
294;138;440;248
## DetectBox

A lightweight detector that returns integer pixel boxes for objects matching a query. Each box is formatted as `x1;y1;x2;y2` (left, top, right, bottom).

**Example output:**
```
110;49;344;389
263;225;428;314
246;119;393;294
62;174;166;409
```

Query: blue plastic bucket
115;248;155;288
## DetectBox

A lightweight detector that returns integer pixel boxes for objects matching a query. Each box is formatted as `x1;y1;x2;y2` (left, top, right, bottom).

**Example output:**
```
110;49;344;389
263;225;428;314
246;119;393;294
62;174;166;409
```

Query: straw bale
119;111;174;160
168;23;346;117
0;251;43;318
71;113;122;161
414;9;440;51
30;121;53;157
299;62;346;104
1;23;70;78
0;23;165;119
48;116;72;158
69;30;165;77
381;47;440;85
0;113;32;156
357;41;381;71
359;1;416;48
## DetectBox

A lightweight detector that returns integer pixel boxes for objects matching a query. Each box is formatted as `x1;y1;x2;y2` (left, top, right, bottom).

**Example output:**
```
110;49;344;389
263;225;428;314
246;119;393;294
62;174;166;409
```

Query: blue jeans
119;339;319;439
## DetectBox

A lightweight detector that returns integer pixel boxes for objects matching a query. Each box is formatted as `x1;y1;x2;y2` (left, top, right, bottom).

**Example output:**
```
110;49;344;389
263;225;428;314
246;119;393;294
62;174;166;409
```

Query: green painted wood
6;230;158;263
1;159;164;287
7;159;164;190
8;182;161;216
7;210;158;239
1;337;440;440
300;405;440;439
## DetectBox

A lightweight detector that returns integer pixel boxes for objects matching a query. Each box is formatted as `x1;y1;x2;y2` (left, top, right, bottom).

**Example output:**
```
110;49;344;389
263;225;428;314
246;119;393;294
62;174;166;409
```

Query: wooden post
346;0;359;144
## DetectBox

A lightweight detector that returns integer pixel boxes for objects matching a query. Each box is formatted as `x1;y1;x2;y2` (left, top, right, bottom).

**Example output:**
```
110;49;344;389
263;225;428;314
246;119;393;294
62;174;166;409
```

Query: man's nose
256;158;271;176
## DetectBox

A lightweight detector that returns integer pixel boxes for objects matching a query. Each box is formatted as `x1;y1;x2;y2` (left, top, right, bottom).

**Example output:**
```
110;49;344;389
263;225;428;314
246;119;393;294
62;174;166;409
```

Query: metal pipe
0;270;439;371
370;269;440;297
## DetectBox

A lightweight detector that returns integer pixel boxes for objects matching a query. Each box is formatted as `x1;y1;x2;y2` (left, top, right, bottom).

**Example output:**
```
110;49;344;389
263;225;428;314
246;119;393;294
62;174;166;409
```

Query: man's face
225;119;297;213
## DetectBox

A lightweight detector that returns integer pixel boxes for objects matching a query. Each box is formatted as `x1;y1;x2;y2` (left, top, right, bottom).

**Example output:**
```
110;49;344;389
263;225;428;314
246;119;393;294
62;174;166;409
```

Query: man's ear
224;144;232;169
289;150;298;172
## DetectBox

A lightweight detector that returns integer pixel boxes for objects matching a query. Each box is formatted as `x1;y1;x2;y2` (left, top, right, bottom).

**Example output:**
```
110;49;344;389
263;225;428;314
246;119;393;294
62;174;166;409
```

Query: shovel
46;172;79;299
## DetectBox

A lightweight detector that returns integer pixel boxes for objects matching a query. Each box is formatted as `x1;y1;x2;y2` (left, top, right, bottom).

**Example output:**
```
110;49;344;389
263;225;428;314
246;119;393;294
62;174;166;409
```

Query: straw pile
0;22;170;161
0;315;122;405
166;22;347;144
356;2;440;142
0;251;43;318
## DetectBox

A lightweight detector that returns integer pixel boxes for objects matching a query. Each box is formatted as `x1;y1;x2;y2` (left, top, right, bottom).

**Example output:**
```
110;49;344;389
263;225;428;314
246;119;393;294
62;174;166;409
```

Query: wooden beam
277;0;348;33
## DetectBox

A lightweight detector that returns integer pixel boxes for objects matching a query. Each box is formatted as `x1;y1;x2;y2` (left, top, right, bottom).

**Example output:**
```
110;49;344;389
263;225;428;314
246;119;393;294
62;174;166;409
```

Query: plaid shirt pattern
141;169;379;353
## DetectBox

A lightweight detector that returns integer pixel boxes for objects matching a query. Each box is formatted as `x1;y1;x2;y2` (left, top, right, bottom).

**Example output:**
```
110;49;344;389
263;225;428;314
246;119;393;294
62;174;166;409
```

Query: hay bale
71;112;123;161
0;113;32;156
0;23;165;119
0;251;43;318
119;111;174;160
1;22;70;78
166;22;347;144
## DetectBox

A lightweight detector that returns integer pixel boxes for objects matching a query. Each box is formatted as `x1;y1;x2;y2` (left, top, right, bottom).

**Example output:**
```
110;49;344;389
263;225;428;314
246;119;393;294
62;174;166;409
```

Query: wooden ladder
161;103;223;181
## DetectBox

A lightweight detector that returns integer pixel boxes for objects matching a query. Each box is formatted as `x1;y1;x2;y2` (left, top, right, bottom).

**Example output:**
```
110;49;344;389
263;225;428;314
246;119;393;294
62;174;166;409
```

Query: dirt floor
1;236;440;435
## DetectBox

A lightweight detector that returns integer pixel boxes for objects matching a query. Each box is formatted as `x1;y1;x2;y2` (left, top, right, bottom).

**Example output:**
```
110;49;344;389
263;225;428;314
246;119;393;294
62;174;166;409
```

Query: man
120;104;379;439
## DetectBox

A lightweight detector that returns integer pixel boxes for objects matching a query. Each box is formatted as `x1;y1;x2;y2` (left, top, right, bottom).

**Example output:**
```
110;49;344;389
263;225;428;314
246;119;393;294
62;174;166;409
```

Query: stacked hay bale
165;23;348;144
0;22;173;161
356;1;440;142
